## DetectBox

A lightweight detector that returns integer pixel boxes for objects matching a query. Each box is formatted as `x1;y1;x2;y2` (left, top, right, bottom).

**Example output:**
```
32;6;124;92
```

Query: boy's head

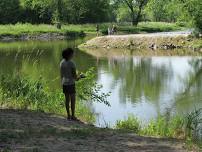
62;48;74;60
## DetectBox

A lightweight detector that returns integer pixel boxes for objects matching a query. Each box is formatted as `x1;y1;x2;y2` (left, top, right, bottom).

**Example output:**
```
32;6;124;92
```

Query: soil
79;31;199;51
0;109;189;152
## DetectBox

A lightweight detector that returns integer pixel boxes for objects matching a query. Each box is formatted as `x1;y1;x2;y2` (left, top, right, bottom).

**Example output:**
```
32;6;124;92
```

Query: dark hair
62;48;74;60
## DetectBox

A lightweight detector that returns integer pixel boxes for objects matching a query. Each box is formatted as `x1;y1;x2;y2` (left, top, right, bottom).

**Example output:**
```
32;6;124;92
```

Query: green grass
0;22;186;37
0;69;110;123
0;23;85;37
116;115;184;138
115;112;202;151
187;38;202;49
116;22;186;34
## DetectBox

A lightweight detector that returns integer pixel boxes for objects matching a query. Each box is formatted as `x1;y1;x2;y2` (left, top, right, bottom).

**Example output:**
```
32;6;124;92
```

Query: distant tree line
0;0;201;31
0;0;112;24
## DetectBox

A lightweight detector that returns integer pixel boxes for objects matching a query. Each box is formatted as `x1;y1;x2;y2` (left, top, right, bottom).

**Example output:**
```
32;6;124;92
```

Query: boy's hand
79;74;86;79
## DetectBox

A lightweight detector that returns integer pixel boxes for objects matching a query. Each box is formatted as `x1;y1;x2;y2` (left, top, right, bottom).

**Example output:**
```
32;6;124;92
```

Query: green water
0;38;202;127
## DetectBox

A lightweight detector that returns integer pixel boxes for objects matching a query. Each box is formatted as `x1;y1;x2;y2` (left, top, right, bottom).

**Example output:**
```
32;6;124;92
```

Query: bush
65;31;85;38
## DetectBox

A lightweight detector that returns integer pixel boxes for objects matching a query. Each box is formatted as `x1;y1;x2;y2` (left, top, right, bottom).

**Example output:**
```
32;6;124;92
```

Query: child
96;24;99;36
60;48;82;121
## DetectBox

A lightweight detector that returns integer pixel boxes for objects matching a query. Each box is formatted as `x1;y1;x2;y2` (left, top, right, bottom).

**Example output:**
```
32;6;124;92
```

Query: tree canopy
0;0;201;31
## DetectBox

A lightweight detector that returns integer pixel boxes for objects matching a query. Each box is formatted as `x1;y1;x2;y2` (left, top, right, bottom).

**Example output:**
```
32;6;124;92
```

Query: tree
180;0;202;32
0;0;21;24
146;0;168;22
20;0;54;23
145;0;182;22
116;5;131;22
67;0;111;24
118;0;149;26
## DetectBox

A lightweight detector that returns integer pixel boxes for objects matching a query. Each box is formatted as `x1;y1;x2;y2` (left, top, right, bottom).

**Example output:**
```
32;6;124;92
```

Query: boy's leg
70;93;76;118
64;93;71;119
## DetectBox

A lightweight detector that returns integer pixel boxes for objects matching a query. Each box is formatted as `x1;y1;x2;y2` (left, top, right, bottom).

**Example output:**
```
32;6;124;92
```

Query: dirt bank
0;109;188;152
0;32;85;42
79;47;202;57
79;32;201;52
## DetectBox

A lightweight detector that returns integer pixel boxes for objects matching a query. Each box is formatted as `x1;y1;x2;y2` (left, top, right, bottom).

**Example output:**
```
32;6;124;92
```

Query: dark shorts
63;85;76;94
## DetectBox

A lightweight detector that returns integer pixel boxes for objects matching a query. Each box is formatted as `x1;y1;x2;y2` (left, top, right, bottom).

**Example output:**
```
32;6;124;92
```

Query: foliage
0;0;21;24
116;5;131;22
67;0;111;24
77;68;111;106
116;0;149;25
180;0;202;32
20;0;54;24
145;0;183;22
185;108;202;140
0;0;112;24
0;69;110;123
0;0;201;32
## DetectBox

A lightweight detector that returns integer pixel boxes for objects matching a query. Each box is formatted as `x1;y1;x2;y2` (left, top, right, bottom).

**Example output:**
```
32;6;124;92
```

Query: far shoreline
0;32;86;42
79;32;202;53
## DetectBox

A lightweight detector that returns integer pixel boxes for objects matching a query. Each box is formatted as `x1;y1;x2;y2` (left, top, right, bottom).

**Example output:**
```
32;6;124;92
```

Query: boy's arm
72;67;77;79
60;63;63;81
71;62;80;81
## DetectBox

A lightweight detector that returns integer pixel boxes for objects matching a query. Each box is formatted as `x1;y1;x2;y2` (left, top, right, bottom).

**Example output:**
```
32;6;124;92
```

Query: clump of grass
116;115;141;133
185;108;202;141
140;116;184;138
116;115;184;138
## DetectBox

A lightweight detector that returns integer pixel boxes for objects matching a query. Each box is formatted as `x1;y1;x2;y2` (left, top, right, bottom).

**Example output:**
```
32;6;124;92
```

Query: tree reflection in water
174;58;202;114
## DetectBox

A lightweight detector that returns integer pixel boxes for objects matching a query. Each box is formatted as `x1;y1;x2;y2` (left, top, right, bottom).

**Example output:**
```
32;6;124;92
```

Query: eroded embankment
0;32;85;42
79;32;201;52
0;109;187;152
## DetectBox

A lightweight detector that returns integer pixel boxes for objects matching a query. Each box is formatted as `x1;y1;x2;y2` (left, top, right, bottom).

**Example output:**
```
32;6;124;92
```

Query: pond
0;38;202;127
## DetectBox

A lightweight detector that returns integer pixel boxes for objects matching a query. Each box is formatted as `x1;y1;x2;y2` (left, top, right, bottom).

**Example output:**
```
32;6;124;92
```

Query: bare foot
71;116;80;121
67;115;71;121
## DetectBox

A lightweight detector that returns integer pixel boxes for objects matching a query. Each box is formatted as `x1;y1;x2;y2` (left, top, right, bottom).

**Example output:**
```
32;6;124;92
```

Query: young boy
60;48;81;121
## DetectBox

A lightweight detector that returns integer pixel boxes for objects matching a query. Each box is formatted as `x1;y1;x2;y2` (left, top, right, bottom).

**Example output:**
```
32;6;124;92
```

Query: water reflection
0;40;202;127
94;57;202;126
174;58;202;114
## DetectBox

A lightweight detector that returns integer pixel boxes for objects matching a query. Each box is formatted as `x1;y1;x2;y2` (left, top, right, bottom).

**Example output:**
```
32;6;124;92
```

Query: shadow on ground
0;109;186;152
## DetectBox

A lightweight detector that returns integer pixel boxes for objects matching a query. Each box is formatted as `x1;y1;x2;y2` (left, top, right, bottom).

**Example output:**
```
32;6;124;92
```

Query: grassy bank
116;113;202;151
0;22;185;37
0;69;110;123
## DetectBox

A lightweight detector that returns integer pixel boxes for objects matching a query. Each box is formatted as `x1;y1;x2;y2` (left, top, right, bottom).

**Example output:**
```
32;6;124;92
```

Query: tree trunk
131;13;139;26
132;13;136;26
133;4;143;26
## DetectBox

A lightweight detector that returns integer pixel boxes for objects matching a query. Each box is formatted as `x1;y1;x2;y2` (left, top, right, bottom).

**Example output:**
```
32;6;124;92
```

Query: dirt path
107;30;192;38
0;109;188;152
